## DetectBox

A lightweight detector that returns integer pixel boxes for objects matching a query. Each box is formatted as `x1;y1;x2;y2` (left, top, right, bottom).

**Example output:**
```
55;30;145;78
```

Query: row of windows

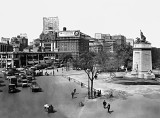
0;54;13;58
44;44;51;46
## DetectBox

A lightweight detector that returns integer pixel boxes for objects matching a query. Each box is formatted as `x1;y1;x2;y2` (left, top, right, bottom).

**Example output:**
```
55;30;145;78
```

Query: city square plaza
0;67;160;118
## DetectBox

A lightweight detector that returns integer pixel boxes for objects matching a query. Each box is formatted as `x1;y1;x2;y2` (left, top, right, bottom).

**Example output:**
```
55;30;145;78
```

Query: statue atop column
135;30;148;44
140;30;146;42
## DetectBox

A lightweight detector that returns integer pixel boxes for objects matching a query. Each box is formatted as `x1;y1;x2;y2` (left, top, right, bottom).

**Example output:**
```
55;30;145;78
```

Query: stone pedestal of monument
131;42;155;79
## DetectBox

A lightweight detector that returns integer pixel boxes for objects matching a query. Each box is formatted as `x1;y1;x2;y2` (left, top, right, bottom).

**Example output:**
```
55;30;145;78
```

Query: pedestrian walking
81;82;83;87
107;103;110;113
94;74;97;79
57;69;58;72
98;90;101;97
71;92;74;99
103;100;107;109
74;89;76;94
52;70;54;76
68;77;70;81
94;90;97;98
99;90;101;97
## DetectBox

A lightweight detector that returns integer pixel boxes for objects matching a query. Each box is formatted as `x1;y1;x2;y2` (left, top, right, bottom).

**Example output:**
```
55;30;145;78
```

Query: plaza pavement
43;68;160;97
43;68;160;118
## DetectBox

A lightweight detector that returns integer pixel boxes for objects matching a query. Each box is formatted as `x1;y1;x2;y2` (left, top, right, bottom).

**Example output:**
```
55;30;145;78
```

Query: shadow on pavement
116;81;160;85
108;110;114;114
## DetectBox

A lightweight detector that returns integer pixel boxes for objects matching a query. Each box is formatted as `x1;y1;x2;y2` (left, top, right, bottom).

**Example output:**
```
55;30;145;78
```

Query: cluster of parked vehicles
2;67;42;93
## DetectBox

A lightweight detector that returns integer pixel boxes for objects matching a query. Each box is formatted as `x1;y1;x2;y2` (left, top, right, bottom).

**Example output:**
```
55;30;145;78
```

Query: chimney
63;27;67;31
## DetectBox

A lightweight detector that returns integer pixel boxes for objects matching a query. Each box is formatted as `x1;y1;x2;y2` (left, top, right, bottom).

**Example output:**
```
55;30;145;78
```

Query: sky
0;0;160;47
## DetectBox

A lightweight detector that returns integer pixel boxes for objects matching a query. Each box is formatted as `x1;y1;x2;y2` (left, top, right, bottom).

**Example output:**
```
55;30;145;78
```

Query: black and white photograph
0;0;160;118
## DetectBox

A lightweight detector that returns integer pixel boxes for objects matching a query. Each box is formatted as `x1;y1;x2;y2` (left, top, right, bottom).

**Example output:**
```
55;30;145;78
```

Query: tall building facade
43;17;59;34
10;34;28;51
94;33;126;52
40;28;90;59
0;42;13;52
56;29;89;59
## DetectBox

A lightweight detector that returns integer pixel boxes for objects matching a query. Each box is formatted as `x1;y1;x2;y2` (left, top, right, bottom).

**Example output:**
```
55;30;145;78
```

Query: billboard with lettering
58;30;80;37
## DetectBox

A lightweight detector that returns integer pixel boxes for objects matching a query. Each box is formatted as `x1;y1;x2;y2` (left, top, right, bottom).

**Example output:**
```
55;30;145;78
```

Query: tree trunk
87;73;91;99
90;79;94;99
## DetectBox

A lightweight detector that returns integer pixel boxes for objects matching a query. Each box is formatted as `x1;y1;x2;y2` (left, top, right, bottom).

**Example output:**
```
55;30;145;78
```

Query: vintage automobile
8;84;17;93
30;81;41;92
8;76;18;87
21;79;29;87
27;76;33;83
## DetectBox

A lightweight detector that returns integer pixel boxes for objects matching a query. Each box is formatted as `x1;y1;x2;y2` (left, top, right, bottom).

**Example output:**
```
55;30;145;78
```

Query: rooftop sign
58;30;80;37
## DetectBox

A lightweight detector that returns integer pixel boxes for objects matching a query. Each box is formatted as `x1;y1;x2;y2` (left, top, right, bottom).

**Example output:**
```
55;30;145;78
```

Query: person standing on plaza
57;68;58;72
99;90;101;97
94;90;97;98
71;91;74;99
52;69;54;76
74;88;76;94
107;103;111;113
103;100;107;109
81;82;83;88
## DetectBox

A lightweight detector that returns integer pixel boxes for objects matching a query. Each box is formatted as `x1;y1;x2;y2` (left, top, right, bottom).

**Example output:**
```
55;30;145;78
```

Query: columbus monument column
132;30;155;79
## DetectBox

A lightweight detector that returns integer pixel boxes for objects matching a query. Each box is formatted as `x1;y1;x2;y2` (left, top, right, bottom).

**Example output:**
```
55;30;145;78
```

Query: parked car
47;66;54;69
8;76;18;87
30;82;41;92
20;74;26;79
8;84;17;93
21;79;29;87
27;76;33;83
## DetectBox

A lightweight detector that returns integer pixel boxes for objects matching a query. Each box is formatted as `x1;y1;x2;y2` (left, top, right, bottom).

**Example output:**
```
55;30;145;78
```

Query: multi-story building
0;51;60;68
56;28;89;59
112;35;126;45
43;17;59;34
94;33;127;52
40;27;90;59
89;38;103;53
126;38;134;46
40;32;56;52
0;42;13;52
10;34;28;51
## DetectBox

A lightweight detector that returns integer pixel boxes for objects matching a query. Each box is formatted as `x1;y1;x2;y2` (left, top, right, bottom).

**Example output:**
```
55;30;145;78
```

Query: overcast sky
0;0;160;47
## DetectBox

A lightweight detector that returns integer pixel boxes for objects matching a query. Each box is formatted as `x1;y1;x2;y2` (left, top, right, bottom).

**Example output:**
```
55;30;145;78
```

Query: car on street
30;81;41;92
21;79;29;87
27;76;33;83
8;84;17;93
47;66;54;69
8;76;18;87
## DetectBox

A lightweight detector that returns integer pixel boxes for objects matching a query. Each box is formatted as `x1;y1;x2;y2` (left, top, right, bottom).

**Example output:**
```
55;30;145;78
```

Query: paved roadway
0;71;88;118
1;68;160;118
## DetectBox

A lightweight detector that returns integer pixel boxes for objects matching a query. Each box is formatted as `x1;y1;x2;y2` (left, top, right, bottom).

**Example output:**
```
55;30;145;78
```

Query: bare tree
75;52;97;99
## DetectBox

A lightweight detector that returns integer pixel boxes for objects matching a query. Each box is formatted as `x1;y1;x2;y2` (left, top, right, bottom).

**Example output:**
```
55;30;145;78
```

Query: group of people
93;90;101;98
